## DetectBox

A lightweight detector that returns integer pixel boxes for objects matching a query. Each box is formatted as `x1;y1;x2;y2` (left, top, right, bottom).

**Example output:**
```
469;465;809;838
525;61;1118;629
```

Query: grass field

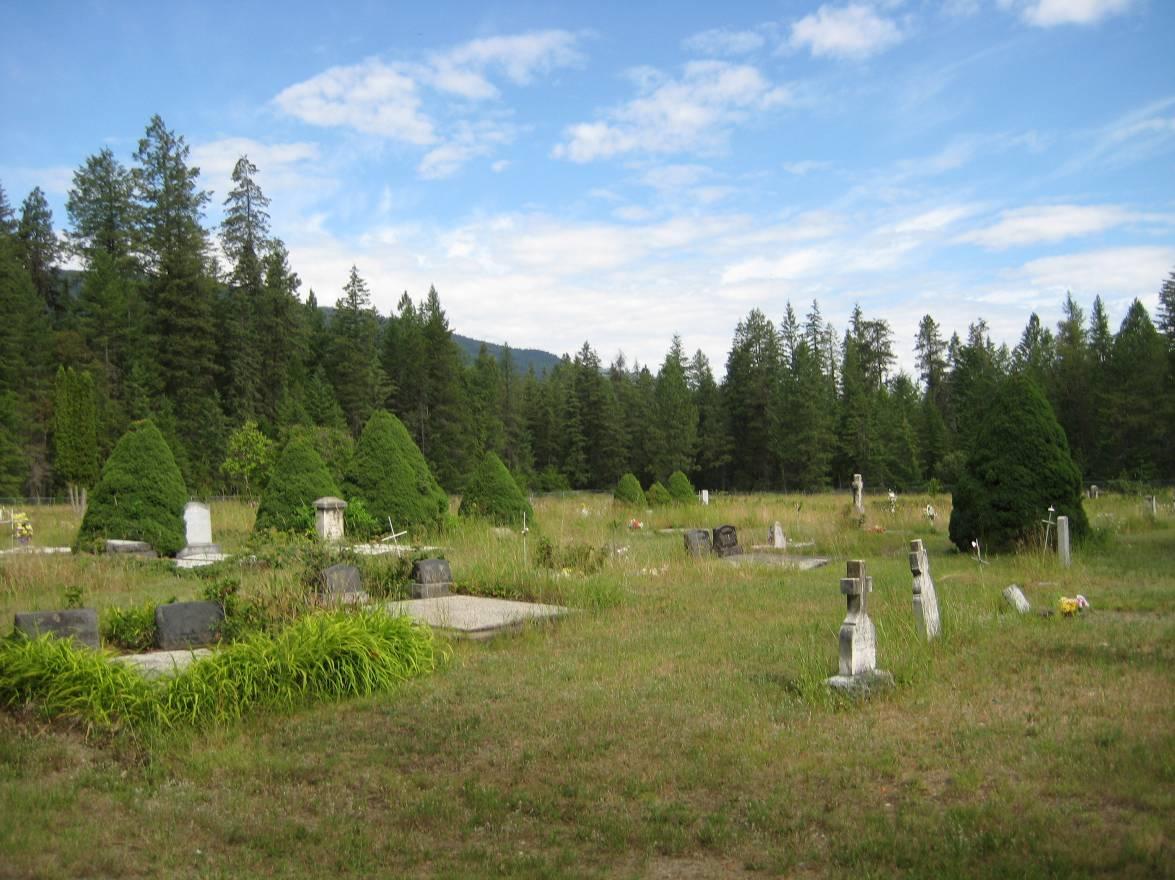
0;492;1171;878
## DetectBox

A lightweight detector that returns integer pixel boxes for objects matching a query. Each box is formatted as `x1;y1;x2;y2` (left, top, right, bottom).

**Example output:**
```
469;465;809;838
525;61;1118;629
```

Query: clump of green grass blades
0;610;442;737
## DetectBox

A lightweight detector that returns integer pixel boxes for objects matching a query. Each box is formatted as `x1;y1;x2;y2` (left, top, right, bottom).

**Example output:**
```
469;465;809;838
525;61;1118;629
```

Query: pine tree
468;344;506;457
257;241;306;424
724;309;782;489
17;187;62;321
53;367;99;510
1106;300;1166;479
418;286;473;488
687;350;730;490
66;148;137;266
328;266;384;433
651;335;698;480
0;183;17;238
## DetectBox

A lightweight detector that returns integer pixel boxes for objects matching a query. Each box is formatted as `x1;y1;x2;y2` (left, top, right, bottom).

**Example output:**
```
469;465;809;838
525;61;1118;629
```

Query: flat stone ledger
13;608;100;650
387;595;570;640
113;648;213;680
314;496;347;542
683;529;711;557
1003;584;1031;614
825;560;891;693
411;558;453;599
712;524;741;558
184;501;213;546
105;539;157;558
321;563;365;601
155;601;224;651
908;539;941;641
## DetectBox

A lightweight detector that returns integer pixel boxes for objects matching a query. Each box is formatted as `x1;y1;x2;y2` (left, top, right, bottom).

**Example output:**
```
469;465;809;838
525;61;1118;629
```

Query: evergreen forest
2;116;1174;500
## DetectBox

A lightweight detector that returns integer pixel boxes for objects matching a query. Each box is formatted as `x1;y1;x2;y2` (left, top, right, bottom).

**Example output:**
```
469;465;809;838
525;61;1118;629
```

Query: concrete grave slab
724;553;830;571
105;539;157;558
112;648;212;680
13;608;100;650
387;595;570;640
155;601;224;650
174;551;231;569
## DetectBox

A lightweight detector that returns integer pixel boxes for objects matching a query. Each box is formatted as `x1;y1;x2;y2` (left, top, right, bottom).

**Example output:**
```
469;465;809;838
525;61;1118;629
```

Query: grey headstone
851;474;864;514
1056;515;1071;567
825;560;891;693
154;601;224;650
712;524;741;557
105;539;157;558
411;558;453;598
769;521;785;549
314;496;347;542
183;502;213;546
322;563;362;596
13;608;100;650
1003;584;1030;614
908;539;941;640
700;490;709;506
683;529;711;557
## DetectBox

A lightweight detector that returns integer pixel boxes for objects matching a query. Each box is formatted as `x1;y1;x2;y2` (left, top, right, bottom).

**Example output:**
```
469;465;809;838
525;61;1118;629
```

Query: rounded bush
458;451;533;526
75;419;188;555
614;472;646;507
948;375;1089;553
647;481;672;506
343;410;448;532
254;435;340;533
667;470;696;503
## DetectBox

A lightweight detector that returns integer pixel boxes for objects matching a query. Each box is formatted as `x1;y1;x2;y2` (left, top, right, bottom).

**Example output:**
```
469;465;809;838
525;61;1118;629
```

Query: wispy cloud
553;61;789;162
999;0;1134;27
1017;246;1175;300
789;4;904;60
682;27;767;56
957;203;1143;249
1058;95;1175;176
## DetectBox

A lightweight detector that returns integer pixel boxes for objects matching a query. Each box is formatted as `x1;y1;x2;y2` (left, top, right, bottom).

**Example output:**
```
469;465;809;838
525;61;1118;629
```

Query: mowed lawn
0;492;1171;879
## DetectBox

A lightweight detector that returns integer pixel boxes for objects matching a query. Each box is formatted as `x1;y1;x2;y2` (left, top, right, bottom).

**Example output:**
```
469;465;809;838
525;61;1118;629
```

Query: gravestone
177;501;222;559
314;496;347;542
826;560;892;693
1003;584;1030;614
1089;485;1099;500
908;539;941;640
769;521;786;549
13;608;100;650
154;601;224;650
411;558;454;599
683;529;711;557
1145;495;1157;516
700;490;710;506
851;474;864;515
321;563;364;602
105;539;157;558
711;524;741;558
1056;515;1071;567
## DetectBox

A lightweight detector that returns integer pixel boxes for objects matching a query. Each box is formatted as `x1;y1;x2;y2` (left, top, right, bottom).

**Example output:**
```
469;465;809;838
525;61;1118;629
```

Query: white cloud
1000;0;1133;27
191;137;321;187
958;204;1141;249
554;61;790;162
789;4;904;60
440;30;583;86
1017;246;1175;298
0;164;74;197
682;27;766;56
888;204;981;235
783;159;833;175
417;120;514;179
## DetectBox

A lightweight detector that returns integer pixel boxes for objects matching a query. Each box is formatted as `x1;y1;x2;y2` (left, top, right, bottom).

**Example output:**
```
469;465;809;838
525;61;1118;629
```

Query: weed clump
458;451;533;526
614;472;646;507
254;435;339;533
667;470;696;503
75;419;188;556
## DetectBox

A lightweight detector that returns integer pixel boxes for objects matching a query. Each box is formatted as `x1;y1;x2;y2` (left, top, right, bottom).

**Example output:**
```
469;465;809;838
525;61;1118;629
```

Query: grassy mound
667;470;696;503
344;410;448;532
75;419;188;555
458;451;533;526
614;472;646;507
254;435;340;533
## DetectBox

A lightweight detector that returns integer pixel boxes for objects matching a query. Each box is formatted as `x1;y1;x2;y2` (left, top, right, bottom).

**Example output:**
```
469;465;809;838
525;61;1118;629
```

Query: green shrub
532;466;570;493
534;536;607;574
614;472;646;507
344;410;448;532
667;470;696;503
949;375;1089;553
458;451;534;526
75;419;188;555
646;481;672;506
344;496;380;540
254;435;340;533
101;604;158;652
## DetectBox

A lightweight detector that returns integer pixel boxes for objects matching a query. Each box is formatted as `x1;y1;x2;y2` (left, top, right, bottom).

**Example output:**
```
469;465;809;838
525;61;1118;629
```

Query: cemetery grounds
0;491;1171;879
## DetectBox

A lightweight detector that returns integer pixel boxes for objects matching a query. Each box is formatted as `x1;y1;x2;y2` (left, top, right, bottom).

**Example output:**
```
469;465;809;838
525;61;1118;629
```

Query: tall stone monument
314;496;347;542
851;474;864;515
826;560;893;693
908;539;941;640
1056;515;1071;567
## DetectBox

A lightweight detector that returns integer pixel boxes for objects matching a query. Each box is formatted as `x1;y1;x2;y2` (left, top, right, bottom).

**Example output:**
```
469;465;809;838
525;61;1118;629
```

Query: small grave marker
683;529;711;557
411;558;454;599
711;524;741;558
908;539;940;640
769;521;786;549
826;560;892;693
13;609;100;650
1056;515;1071;567
314;497;347;542
852;474;864;515
155;601;224;651
1003;584;1030;614
321;563;365;602
700;490;710;506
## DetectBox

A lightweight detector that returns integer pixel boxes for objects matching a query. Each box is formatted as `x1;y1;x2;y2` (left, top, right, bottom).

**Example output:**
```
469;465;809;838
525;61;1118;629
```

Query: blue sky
2;0;1173;373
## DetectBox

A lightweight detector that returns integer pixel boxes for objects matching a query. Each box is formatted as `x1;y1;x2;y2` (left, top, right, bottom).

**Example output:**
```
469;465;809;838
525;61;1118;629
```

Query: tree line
2;115;1173;499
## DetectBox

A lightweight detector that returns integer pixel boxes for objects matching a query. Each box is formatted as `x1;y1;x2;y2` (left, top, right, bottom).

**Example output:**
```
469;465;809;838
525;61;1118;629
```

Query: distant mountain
453;334;562;376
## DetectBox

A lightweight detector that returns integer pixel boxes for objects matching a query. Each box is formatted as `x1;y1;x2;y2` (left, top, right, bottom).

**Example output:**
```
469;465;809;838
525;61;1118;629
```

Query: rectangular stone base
825;670;895;695
410;582;451;599
387;595;570;640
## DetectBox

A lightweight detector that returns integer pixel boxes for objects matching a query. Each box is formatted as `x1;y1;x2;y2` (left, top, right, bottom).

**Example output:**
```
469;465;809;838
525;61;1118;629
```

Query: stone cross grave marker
826;560;893;692
184;502;212;546
314;496;347;542
1056;515;1071;567
908;539;941;640
852;474;864;514
769;521;786;549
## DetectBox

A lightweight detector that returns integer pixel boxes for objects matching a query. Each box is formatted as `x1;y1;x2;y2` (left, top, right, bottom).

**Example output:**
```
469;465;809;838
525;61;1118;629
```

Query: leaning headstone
769;521;786;549
105;539;157;558
711;524;741;558
851;474;864;515
13;608;100;650
411;558;454;599
314;496;347;542
908;539;940;640
826;560;892;693
1056;515;1071;567
700;490;710;506
321;563;364;602
683;529;711;557
1003;584;1030;614
155;601;224;650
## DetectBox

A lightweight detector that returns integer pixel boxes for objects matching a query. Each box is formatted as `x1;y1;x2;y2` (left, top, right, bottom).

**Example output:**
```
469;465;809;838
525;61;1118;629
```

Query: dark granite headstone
712;524;741;557
155;601;224;650
322;563;363;596
13;608;100;650
683;529;711;557
411;558;453;598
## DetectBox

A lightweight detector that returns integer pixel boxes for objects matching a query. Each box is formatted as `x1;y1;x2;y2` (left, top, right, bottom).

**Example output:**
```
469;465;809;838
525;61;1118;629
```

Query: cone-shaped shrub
949;375;1088;553
458;451;533;526
667;470;696;503
254;435;339;532
344;410;448;531
614;472;646;507
75;419;188;555
647;481;672;506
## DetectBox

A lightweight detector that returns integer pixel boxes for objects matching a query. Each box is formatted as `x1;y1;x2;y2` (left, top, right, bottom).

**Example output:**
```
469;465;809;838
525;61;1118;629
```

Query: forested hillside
1;116;1173;499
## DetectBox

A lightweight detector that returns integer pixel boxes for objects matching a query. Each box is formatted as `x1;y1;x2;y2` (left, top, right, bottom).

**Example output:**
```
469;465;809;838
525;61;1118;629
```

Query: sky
2;0;1173;375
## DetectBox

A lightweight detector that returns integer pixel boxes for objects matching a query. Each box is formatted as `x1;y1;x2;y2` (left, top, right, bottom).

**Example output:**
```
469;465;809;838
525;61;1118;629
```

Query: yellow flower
1058;597;1079;616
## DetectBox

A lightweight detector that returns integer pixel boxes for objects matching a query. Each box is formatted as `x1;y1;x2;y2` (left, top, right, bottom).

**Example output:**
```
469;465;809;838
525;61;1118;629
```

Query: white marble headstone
1003;584;1030;614
184;502;212;546
908;539;940;640
1056;515;1071;567
851;474;864;514
701;490;709;506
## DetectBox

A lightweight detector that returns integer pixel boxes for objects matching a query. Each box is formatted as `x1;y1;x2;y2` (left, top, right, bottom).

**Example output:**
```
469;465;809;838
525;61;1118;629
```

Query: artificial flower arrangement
1058;594;1090;616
